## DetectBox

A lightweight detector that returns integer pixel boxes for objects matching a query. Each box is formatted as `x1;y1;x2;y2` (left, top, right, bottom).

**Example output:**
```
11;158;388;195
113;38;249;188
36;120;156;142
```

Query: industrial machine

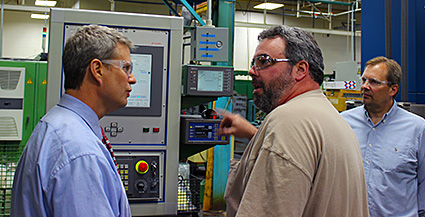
323;61;362;112
0;60;47;214
47;8;183;216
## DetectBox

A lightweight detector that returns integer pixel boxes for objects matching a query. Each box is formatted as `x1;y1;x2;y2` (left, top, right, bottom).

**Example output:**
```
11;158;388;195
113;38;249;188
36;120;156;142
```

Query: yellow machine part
325;89;361;112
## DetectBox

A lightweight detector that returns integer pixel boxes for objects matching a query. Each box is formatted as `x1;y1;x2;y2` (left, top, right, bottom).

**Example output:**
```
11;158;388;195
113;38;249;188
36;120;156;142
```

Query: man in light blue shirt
342;56;425;217
11;25;136;216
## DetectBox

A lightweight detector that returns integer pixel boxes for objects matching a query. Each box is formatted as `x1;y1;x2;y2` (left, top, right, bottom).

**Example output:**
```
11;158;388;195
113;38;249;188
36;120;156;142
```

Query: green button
143;128;149;133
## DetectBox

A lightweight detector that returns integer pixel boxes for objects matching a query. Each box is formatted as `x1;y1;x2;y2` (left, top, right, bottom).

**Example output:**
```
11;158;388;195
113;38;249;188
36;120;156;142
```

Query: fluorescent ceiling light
253;3;284;10
35;0;57;7
31;14;50;19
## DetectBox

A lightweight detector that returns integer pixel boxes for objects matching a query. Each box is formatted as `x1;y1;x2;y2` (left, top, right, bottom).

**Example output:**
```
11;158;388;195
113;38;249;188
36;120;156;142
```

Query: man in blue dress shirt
342;56;425;217
11;25;136;216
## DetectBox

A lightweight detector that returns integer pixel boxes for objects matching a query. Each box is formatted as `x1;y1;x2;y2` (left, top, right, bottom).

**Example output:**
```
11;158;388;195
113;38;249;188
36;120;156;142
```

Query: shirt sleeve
235;145;311;217
418;128;425;215
46;154;125;217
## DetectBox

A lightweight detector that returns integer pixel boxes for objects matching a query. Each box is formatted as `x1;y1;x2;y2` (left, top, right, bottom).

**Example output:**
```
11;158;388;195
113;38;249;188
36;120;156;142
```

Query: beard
253;69;294;114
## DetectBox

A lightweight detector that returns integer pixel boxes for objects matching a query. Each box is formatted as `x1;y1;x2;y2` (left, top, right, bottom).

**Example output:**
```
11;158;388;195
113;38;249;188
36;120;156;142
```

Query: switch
135;160;149;174
143;128;149;133
153;128;160;133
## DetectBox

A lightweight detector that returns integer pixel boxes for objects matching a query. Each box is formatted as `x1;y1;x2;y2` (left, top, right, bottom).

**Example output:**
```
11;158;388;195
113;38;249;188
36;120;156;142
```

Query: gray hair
258;25;324;85
62;24;133;90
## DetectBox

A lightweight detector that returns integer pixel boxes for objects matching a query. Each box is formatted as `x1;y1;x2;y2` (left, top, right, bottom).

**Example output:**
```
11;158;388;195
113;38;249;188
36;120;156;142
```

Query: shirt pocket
376;140;417;173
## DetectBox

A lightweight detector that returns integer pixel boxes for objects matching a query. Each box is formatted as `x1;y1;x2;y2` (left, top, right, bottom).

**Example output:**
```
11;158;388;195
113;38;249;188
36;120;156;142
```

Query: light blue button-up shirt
342;101;425;217
11;94;131;217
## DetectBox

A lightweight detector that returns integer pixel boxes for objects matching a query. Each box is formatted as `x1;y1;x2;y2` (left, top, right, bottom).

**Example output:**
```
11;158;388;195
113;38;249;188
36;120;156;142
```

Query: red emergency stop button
135;160;149;174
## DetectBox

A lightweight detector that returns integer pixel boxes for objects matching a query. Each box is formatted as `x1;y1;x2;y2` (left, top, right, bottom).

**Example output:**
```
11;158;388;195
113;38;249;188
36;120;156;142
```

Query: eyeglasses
360;76;393;87
250;54;291;70
102;60;133;76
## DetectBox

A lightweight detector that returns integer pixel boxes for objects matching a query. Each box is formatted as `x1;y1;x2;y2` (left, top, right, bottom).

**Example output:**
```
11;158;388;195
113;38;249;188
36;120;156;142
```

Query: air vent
0;116;19;138
0;69;22;90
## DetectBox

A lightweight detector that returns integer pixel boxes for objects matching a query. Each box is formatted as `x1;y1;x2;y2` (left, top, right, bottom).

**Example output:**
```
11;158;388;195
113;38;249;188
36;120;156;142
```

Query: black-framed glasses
250;54;291;70
360;76;393;87
102;60;133;76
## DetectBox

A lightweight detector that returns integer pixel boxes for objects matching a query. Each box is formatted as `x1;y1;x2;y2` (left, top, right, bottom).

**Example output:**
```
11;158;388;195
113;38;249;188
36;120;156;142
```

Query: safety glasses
360;77;393;87
250;54;291;70
102;60;133;76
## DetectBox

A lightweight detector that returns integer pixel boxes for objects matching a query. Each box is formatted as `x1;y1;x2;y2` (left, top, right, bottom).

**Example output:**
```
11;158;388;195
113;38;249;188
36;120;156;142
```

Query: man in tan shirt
219;25;369;217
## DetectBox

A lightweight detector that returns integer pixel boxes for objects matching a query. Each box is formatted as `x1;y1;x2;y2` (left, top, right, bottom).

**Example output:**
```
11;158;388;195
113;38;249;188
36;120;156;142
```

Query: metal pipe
385;0;392;59
207;0;212;22
263;0;267;25
300;0;351;6
401;0;408;101
1;0;3;58
328;3;332;29
351;3;354;61
297;0;300;18
333;8;361;17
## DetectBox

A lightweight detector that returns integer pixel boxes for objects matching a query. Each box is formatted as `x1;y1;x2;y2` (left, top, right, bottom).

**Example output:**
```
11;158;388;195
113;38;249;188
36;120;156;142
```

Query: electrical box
0;66;25;141
190;26;229;62
0;60;47;142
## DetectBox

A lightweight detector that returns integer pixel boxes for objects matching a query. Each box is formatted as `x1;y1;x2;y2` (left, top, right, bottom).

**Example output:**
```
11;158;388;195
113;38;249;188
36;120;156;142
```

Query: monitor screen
127;53;152;108
107;45;164;117
197;70;224;92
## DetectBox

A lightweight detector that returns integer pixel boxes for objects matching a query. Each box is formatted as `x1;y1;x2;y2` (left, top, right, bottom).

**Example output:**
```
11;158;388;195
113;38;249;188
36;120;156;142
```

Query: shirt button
369;144;372;147
372;128;375;130
366;161;369;164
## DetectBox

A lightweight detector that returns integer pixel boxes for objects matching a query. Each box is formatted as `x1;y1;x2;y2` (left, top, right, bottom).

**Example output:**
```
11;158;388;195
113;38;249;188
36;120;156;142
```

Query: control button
111;122;118;127
117;127;123;132
135;160;149;174
105;127;111;132
153;128;160;133
143;128;150;133
111;131;117;137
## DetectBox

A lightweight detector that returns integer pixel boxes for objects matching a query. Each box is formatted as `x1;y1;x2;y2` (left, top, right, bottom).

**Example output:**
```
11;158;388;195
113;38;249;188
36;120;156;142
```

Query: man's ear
293;60;309;81
389;84;399;97
89;59;103;85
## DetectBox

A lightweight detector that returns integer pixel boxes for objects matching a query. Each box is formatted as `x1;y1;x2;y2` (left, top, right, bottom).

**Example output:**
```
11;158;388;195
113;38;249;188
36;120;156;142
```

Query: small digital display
194;125;213;138
127;54;152;108
197;70;223;92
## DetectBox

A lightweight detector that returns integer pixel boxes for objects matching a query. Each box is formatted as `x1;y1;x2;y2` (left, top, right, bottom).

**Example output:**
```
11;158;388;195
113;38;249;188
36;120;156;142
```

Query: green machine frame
0;60;47;216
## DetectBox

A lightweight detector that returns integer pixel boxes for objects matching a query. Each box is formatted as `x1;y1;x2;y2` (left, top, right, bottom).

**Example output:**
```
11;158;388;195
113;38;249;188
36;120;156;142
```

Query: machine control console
116;153;162;201
180;115;229;145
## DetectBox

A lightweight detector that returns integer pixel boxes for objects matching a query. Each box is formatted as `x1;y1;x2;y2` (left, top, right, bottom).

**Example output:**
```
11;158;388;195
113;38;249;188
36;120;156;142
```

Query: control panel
190;26;229;62
116;152;164;201
180;115;228;145
182;65;233;96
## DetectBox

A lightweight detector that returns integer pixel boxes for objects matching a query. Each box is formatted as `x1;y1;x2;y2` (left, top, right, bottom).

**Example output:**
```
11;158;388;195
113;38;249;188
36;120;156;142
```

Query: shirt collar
58;94;102;140
363;100;398;126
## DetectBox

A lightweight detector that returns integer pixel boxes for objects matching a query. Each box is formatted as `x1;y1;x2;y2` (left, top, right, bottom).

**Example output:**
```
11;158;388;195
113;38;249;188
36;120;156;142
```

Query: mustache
252;78;264;87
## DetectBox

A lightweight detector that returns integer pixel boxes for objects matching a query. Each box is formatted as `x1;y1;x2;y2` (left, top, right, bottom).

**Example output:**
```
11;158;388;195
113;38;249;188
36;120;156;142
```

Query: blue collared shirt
342;101;425;217
11;94;131;217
